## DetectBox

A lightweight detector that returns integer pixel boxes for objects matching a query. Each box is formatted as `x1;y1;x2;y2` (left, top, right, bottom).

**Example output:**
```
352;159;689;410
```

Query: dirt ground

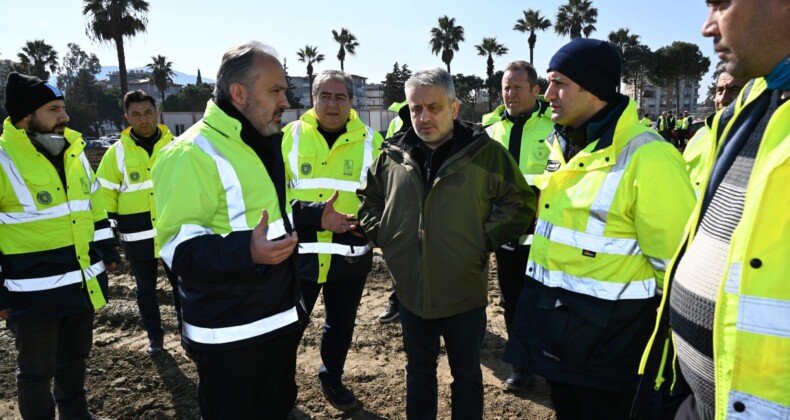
0;252;556;419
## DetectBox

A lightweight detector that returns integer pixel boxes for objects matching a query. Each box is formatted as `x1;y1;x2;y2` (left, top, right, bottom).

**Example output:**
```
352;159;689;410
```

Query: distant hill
98;66;215;85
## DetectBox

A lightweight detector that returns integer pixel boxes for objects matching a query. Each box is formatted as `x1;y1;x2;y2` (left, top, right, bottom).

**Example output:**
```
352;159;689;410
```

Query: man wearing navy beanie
504;38;696;419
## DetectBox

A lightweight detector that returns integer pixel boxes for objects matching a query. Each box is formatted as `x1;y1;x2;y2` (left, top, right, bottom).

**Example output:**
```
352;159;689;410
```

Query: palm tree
331;28;359;72
608;27;640;57
555;0;598;40
296;45;325;108
147;55;175;110
430;15;465;73
83;0;150;96
16;40;59;80
475;38;508;111
513;9;553;65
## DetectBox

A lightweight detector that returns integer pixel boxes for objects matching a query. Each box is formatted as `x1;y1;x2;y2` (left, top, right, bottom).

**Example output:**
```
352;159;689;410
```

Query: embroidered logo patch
300;163;312;175
534;145;549;161
80;177;91;194
582;249;597;258
130;171;141;182
36;191;52;205
343;160;353;176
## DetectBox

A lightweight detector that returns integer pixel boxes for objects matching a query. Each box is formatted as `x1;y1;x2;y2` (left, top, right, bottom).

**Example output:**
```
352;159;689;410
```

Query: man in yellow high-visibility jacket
153;41;358;419
0;72;119;419
282;70;383;412
640;1;790;419
97;90;180;357
504;39;695;419
683;71;749;198
480;60;554;391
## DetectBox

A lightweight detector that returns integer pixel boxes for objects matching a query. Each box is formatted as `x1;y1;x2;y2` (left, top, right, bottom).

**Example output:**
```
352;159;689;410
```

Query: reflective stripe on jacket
153;101;297;347
0;119;108;319
282;108;383;283
528;99;695;300
641;78;790;419
97;125;174;259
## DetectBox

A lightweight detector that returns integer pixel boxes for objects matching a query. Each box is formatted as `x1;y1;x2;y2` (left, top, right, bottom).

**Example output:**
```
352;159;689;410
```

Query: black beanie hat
548;38;621;102
4;72;65;124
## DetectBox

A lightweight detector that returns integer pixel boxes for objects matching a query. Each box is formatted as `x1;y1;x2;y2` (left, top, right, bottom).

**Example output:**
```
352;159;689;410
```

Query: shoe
378;302;400;323
504;367;534;390
320;380;357;412
146;337;164;357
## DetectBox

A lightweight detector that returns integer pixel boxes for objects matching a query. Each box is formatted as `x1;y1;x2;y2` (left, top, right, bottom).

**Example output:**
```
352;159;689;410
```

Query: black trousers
191;330;300;420
547;379;636;420
9;311;95;419
494;245;530;335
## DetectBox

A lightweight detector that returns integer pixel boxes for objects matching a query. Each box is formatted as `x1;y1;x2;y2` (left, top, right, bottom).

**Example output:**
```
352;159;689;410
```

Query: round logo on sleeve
36;191;53;205
300;163;312;175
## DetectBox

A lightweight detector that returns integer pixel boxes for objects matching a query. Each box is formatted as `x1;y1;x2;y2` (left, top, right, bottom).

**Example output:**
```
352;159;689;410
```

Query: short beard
29;113;66;135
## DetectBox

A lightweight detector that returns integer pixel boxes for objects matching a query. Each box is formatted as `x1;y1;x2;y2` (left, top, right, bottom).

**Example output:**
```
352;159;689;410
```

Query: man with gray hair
357;67;536;419
282;70;383;412
152;41;358;419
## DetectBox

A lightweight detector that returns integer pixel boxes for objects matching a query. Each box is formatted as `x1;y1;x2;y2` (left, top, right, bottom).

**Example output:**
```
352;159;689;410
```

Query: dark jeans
547;379;636;420
494;245;530;335
299;273;367;385
192;330;299;420
129;258;181;339
399;306;486;420
9;311;94;420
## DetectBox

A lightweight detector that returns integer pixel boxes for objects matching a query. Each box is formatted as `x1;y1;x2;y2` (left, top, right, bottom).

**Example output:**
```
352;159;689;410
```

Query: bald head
714;71;749;111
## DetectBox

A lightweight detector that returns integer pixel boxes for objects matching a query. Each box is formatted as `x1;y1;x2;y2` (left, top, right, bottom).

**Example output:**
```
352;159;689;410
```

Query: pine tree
283;58;303;109
196;68;203;85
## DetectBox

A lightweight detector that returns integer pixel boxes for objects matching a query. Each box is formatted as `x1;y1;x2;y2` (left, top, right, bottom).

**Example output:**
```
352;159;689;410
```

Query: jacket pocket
534;287;614;367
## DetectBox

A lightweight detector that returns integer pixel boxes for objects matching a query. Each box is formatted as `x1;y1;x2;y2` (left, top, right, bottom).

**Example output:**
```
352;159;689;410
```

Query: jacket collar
298;108;365;134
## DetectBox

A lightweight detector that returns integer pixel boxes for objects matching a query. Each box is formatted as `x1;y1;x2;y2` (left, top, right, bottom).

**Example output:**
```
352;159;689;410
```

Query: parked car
85;139;111;150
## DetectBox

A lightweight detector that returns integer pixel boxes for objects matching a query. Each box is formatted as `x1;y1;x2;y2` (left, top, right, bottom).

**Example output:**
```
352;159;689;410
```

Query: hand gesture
250;209;299;265
321;191;364;237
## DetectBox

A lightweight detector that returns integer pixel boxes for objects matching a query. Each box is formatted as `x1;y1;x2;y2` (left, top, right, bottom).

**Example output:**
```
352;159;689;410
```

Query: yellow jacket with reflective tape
0;118;109;319
386;101;408;139
153;100;298;349
481;99;554;184
641;78;790;419
97;125;174;259
528;99;695;299
682;114;715;199
282;108;383;283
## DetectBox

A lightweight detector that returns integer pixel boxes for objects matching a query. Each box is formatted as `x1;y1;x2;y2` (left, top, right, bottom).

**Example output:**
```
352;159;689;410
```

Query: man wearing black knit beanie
504;39;696;419
0;72;119;419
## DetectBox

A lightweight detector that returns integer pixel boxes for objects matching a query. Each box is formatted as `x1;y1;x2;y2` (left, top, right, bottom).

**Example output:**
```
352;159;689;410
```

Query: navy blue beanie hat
548;38;621;102
4;72;65;124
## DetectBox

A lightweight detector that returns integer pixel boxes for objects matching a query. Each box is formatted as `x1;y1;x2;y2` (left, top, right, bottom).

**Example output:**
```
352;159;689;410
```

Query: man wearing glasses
282;69;383;412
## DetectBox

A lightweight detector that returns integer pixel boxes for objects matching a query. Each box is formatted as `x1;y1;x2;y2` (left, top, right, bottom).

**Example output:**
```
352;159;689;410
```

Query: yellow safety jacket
641;117;652;127
154;101;297;347
282;108;383;283
640;78;790;419
481;99;554;186
682;114;715;199
657;115;668;131
0;119;110;318
97;125;174;259
386;101;408;139
528;99;695;300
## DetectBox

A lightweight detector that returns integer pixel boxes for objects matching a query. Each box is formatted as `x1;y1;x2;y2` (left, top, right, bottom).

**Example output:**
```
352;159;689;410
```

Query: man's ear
451;99;460;119
229;82;247;108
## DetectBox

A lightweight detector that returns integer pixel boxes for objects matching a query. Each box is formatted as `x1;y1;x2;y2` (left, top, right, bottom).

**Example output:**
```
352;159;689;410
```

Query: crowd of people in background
1;1;788;419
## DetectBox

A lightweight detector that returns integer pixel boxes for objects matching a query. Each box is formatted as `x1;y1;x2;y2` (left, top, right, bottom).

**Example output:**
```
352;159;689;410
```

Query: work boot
320;379;357;412
504;366;534;390
378;301;399;323
146;337;164;357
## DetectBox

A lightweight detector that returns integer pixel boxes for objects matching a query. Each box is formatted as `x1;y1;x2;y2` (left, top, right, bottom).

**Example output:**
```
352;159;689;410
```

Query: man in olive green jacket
357;67;536;419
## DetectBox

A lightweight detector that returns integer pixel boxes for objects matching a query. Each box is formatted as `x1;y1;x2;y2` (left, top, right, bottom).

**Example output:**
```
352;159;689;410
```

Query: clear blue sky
2;0;717;93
